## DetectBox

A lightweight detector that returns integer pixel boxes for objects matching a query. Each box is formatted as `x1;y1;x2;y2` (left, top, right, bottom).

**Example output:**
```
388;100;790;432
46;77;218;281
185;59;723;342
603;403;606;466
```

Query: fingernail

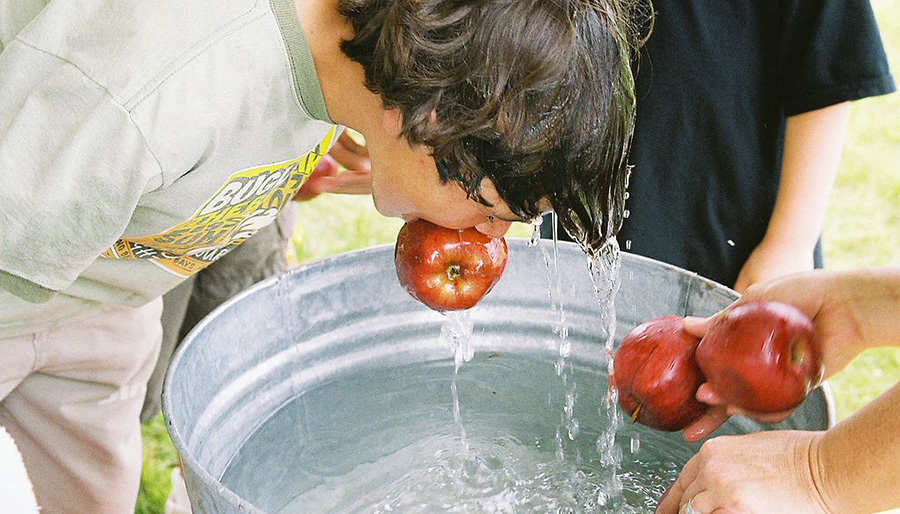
683;429;698;442
687;427;706;441
696;387;715;403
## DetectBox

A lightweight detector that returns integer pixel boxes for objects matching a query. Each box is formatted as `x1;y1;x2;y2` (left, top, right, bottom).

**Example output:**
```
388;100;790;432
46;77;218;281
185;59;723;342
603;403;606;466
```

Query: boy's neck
294;0;383;134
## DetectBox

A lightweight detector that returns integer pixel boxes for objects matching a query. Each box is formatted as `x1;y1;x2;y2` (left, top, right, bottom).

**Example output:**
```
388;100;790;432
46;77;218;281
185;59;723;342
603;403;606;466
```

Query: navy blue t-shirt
544;0;895;287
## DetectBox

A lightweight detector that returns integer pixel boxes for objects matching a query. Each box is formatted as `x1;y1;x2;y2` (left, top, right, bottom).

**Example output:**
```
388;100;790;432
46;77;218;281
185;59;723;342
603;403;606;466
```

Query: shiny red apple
394;219;508;311
612;316;708;431
695;301;823;413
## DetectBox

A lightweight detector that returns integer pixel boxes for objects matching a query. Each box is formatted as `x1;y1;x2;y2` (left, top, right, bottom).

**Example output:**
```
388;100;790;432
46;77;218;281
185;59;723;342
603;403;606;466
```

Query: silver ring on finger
682;497;703;514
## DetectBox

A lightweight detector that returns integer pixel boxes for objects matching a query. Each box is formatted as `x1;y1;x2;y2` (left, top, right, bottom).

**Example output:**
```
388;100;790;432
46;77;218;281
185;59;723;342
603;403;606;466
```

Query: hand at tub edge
655;379;900;514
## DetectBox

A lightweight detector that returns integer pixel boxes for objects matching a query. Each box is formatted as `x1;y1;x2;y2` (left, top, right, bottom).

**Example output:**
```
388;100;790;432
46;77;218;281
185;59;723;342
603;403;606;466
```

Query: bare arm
733;102;851;292
814;378;900;514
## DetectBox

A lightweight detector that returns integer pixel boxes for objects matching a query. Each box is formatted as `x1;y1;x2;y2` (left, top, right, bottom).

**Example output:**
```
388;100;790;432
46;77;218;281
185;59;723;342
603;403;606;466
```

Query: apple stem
631;403;642;423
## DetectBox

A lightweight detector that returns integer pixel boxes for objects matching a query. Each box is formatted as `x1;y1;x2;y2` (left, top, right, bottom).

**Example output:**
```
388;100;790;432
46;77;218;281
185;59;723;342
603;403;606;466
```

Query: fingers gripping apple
394;219;508;311
696;301;824;413
614;302;823;432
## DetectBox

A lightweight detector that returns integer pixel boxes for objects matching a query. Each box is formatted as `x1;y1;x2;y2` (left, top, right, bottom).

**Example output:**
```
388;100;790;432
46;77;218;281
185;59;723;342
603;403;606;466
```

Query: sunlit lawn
137;4;899;512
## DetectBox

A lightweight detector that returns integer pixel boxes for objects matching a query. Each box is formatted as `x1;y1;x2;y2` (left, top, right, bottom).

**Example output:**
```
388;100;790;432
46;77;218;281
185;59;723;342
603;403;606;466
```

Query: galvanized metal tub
162;240;835;513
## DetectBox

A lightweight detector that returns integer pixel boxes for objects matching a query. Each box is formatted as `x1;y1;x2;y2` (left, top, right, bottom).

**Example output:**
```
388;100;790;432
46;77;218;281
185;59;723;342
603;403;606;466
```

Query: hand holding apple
612;316;708;431
614;300;823;433
394;219;508;311
695;301;824;413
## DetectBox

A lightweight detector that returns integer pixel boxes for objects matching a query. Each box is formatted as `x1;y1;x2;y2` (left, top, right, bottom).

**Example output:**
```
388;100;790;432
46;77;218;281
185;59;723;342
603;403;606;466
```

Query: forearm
814;267;900;513
830;267;900;352
765;102;851;250
814;379;900;513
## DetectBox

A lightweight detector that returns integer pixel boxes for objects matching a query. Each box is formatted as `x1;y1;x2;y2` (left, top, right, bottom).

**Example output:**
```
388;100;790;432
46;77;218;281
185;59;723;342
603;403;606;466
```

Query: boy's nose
474;218;512;238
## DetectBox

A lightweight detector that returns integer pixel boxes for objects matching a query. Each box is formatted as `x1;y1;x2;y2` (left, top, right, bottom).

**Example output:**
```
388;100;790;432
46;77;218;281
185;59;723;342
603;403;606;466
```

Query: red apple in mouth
695;301;823;414
394;219;508;311
612;316;709;431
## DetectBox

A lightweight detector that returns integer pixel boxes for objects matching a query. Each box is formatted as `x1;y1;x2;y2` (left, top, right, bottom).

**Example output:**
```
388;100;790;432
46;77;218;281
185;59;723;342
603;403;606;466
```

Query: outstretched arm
294;130;372;201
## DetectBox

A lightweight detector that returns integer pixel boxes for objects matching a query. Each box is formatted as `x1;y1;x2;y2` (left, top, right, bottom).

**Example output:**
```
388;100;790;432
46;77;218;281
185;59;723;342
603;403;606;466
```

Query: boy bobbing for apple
0;0;641;511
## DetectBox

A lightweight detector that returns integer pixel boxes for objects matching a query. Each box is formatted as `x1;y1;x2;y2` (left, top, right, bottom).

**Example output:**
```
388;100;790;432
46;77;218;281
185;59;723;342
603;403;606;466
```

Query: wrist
805;430;844;514
759;228;819;254
813;381;900;514
831;269;899;352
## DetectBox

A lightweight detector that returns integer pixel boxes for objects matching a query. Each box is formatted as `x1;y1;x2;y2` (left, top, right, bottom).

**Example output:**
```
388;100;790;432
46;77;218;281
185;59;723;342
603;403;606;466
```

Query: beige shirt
0;0;337;337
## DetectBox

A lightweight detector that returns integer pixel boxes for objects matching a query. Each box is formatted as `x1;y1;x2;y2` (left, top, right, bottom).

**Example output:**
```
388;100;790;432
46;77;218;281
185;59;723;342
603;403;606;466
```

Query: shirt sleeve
779;0;896;115
0;40;163;302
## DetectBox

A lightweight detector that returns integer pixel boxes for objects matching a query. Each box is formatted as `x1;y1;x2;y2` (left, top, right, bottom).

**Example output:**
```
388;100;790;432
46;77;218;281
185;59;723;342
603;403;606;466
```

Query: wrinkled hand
733;238;814;293
294;130;372;201
655;430;831;514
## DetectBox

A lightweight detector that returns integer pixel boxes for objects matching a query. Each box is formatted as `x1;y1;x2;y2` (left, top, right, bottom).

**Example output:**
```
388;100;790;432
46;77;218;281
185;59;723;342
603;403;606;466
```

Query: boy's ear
382;109;403;137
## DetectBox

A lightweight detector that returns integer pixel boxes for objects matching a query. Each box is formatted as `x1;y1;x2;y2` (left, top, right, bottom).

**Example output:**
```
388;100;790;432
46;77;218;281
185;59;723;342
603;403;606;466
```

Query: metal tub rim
162;240;836;513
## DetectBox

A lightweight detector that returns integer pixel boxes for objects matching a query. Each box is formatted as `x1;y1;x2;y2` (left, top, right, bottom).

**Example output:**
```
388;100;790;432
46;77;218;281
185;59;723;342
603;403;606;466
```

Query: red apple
695;301;823;414
612;316;708;431
394;219;508;311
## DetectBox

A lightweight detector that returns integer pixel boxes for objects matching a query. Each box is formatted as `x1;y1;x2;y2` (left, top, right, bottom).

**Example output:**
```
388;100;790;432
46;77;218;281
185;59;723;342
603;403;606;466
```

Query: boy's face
364;111;529;237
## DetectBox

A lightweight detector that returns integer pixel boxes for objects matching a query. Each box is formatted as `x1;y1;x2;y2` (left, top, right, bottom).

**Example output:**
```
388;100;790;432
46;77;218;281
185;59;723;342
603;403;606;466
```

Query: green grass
137;414;180;514
820;0;900;423
137;4;900;512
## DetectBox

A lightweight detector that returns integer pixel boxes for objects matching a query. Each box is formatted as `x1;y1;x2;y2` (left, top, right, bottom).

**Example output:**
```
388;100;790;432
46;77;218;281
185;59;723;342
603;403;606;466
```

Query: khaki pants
0;298;163;514
141;203;297;422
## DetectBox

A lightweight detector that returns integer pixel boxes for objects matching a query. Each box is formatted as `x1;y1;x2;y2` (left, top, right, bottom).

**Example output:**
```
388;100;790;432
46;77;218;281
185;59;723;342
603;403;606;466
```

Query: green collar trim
270;0;333;123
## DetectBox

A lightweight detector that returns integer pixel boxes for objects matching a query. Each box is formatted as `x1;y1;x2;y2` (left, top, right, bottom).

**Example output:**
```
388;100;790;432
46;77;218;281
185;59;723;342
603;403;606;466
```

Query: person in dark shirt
543;0;895;291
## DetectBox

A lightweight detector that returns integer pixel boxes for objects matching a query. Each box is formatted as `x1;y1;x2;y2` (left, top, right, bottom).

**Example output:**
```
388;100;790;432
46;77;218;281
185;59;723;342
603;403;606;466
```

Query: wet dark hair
339;0;647;254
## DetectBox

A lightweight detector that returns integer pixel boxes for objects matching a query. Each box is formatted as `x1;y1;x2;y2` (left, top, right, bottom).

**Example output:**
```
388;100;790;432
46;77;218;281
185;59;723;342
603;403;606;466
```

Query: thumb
695;383;727;405
682;316;713;338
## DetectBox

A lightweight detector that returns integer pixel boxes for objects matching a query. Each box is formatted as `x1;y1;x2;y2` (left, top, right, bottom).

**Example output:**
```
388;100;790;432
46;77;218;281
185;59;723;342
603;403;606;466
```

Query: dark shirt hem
783;74;897;116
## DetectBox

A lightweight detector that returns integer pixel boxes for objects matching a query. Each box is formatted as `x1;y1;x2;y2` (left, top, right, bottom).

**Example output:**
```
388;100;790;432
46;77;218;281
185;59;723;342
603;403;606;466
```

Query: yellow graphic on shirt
101;127;336;277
